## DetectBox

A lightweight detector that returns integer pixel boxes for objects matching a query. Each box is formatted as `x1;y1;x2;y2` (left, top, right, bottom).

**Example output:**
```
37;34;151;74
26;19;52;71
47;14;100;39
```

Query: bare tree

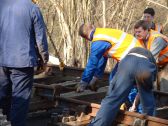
37;0;168;69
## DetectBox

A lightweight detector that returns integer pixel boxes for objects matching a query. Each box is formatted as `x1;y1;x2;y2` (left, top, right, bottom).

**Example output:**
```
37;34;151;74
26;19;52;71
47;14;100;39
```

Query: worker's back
0;0;47;67
92;28;143;61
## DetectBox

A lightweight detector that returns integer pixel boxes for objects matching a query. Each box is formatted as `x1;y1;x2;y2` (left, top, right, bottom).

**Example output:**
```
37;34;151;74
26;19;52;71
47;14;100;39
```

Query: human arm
93;56;108;79
150;37;167;63
129;93;140;112
32;5;49;65
88;56;108;91
89;55;108;86
77;41;111;92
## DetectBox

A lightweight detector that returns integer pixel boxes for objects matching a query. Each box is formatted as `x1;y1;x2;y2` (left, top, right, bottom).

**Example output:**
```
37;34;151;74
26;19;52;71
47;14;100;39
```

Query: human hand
76;81;88;93
34;61;47;75
89;76;99;92
129;105;137;112
41;63;47;71
76;84;87;93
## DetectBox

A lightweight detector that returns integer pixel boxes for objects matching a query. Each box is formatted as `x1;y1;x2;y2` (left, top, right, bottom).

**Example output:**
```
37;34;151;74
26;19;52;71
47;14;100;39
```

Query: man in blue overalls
0;0;49;126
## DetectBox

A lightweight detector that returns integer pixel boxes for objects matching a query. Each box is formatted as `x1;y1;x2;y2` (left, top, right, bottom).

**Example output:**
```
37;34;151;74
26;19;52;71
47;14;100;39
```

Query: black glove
76;81;88;93
88;76;99;92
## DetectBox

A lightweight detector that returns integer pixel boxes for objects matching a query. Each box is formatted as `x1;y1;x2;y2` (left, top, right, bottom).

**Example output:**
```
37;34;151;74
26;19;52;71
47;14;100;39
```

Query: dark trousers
0;67;34;126
89;54;157;126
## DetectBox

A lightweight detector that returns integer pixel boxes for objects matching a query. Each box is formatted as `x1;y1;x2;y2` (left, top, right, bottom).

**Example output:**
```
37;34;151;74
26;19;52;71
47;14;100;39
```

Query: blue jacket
0;0;48;67
81;31;111;84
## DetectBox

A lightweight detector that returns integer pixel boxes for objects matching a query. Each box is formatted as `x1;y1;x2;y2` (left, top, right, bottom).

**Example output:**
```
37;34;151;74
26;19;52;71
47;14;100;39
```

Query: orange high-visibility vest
92;28;143;61
140;30;168;65
154;23;163;33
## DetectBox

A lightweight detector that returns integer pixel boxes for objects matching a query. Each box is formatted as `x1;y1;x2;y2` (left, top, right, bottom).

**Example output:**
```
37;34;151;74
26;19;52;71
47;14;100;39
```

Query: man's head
79;24;95;41
143;8;155;23
134;20;150;40
32;0;38;4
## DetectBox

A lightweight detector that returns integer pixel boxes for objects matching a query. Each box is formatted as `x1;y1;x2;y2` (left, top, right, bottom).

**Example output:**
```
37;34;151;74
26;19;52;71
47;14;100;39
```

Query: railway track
28;64;168;126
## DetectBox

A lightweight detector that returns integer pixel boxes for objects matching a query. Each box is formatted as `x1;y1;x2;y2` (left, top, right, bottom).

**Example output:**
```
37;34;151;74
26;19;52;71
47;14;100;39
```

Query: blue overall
88;47;157;126
110;63;143;113
0;0;48;126
0;68;34;126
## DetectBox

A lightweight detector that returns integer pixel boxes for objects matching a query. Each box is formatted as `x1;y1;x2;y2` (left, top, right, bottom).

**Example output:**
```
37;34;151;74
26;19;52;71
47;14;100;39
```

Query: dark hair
134;20;149;30
78;24;94;38
144;8;155;16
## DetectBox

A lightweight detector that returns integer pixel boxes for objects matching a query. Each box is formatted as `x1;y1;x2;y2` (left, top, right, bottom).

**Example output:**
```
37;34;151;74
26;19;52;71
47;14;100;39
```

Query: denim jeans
88;54;156;126
0;67;34;126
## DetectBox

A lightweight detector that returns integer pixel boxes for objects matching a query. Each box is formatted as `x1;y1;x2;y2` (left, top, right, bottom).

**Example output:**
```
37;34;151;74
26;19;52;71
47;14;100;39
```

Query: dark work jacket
0;0;48;67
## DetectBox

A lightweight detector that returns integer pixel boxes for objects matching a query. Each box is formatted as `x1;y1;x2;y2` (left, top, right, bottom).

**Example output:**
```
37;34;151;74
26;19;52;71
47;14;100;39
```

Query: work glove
76;81;88;93
88;76;99;92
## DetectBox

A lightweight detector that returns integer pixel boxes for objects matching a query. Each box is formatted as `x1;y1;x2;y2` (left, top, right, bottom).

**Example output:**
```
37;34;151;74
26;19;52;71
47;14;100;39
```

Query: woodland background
36;0;168;71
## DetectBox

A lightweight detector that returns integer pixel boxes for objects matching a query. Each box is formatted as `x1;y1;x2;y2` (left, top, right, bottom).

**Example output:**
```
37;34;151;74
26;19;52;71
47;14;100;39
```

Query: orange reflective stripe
158;46;168;64
159;52;168;61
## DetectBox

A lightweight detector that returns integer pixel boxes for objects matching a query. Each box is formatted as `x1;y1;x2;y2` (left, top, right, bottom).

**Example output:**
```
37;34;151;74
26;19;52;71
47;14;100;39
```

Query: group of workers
0;0;167;126
77;8;168;126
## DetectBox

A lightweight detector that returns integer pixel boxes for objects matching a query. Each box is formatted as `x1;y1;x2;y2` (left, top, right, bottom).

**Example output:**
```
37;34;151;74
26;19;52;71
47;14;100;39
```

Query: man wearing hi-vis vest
76;24;157;126
129;20;168;113
134;20;168;65
143;8;163;33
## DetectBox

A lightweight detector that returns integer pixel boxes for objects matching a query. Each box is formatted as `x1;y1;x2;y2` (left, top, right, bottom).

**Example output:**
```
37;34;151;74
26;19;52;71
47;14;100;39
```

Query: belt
128;53;148;59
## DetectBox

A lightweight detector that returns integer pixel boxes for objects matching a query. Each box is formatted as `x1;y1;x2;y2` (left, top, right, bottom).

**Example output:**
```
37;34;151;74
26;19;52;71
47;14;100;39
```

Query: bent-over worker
76;24;157;126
